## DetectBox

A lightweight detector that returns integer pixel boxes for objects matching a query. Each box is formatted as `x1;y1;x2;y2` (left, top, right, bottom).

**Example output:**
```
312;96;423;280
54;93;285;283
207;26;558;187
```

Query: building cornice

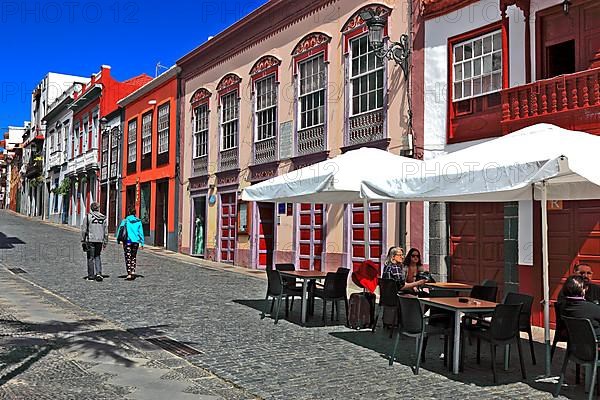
117;66;181;107
177;0;337;81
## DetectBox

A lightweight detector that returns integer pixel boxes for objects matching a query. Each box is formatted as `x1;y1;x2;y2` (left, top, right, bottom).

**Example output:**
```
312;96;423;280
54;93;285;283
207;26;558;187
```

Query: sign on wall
279;120;293;160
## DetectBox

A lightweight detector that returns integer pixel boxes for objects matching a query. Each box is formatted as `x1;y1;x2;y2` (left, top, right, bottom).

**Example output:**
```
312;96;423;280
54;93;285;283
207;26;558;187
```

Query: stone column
504;202;519;294
429;202;449;282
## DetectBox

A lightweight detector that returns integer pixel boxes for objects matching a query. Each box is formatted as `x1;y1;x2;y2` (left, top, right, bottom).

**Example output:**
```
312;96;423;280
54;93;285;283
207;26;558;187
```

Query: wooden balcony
501;67;600;134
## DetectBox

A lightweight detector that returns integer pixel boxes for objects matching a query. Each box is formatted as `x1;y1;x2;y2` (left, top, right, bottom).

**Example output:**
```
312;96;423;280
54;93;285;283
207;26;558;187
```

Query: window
110;127;118;177
350;35;384;115
453;30;502;101
57;127;62;151
82;122;88;153
299;55;326;129
101;132;109;180
49;130;55;152
193;104;209;158
157;103;169;154
141;112;152;155
71;123;76;159
92;115;98;150
255;75;277;141
63;123;69;155
221;91;238;150
127;119;137;164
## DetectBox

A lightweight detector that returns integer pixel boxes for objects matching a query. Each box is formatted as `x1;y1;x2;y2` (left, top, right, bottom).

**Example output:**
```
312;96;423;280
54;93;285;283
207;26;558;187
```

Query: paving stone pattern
0;210;587;399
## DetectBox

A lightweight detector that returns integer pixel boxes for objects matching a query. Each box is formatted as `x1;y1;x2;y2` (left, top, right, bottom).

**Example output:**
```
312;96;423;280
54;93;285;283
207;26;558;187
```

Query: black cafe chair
554;317;600;400
312;272;349;324
389;295;452;374
261;268;302;324
275;263;303;313
462;303;526;383
374;278;400;337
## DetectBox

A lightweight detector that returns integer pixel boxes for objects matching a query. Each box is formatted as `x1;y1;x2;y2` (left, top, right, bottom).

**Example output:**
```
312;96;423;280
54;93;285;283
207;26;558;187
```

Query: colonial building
177;0;417;270
2;124;27;211
20;73;87;218
117;66;180;249
419;0;600;325
42;81;88;224
98;108;122;233
65;66;152;227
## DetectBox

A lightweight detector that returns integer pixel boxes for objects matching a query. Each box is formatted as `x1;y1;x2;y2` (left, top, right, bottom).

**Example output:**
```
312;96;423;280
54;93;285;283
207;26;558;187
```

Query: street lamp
360;9;410;81
562;0;571;15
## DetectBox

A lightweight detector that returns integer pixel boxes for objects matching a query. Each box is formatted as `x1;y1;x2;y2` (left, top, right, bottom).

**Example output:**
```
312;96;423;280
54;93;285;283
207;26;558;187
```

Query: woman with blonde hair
382;246;426;292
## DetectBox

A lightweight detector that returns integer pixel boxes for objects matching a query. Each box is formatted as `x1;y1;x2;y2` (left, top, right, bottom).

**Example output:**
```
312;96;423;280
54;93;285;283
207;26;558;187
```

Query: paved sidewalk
0;266;257;400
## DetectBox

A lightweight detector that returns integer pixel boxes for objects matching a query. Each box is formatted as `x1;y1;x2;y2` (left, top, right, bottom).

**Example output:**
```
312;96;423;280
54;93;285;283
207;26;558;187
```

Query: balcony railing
347;109;384;147
219;148;238;172
192;155;208;177
501;67;600;132
297;125;325;156
253;137;277;164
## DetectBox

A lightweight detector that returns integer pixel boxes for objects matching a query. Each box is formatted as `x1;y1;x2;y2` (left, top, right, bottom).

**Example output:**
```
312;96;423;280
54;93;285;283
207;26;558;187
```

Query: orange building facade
118;67;180;250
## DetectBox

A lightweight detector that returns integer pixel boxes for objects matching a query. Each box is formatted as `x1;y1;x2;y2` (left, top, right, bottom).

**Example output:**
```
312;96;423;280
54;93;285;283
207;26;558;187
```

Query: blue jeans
86;242;103;278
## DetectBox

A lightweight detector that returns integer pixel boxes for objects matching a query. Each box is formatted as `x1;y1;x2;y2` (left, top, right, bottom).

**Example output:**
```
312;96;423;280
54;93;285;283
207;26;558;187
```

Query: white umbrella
361;123;600;375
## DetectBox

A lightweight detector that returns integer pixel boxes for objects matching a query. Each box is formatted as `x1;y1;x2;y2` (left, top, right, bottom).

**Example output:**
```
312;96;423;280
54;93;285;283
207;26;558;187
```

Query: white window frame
141;112;152;155
157;103;169;154
349;34;384;116
298;54;326;130
193;103;209;158
452;30;502;101
127;119;137;164
110;127;118;177
254;74;277;142
220;91;238;151
82;121;88;152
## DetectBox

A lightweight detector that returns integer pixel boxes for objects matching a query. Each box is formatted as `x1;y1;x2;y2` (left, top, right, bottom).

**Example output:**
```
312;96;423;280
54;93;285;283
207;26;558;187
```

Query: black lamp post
360;9;410;81
562;0;571;15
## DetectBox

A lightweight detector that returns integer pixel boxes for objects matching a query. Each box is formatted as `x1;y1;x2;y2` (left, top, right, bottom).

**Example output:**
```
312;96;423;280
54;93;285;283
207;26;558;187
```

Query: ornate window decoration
190;88;211;176
217;73;241;171
292;32;331;157
250;56;280;164
342;4;391;148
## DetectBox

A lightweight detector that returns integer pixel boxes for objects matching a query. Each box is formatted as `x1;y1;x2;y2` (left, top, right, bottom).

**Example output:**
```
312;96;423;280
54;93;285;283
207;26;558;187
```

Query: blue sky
0;0;268;130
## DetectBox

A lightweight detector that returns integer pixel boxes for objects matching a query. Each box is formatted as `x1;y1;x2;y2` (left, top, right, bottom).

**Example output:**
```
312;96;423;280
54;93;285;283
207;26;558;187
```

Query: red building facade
118;67;180;250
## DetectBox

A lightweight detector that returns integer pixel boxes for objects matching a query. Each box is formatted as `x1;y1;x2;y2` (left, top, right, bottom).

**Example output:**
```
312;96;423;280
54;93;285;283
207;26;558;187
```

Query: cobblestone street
0;210;587;399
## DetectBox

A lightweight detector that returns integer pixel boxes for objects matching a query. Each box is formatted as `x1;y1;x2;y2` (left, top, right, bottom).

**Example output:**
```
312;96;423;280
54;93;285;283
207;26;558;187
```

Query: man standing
573;263;600;304
81;202;108;281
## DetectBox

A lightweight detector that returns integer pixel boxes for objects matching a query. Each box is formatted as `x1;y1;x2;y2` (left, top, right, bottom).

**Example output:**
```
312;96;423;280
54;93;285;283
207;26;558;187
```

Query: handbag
82;242;89;252
416;270;436;283
117;223;128;244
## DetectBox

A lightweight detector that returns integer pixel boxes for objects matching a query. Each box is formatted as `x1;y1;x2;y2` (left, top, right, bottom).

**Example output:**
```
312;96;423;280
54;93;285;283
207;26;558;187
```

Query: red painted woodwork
298;203;324;271
220;192;237;263
350;203;383;269
447;22;505;143
532;200;600;328
257;203;275;270
449;203;504;297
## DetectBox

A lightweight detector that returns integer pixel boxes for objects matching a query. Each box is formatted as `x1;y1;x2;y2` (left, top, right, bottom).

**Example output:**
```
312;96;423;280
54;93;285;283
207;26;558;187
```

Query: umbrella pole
540;181;551;377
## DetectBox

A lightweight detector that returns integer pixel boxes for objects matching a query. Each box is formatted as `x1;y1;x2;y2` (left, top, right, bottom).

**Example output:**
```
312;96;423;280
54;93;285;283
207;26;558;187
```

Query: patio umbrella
361;123;600;375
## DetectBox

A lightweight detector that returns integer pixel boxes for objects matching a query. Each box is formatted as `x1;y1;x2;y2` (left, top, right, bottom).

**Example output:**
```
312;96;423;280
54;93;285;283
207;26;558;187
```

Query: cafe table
424;282;473;292
279;270;328;325
418;296;498;374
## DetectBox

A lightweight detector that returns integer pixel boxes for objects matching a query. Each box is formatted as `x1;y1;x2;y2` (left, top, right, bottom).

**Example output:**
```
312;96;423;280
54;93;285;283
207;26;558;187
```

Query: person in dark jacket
559;274;600;338
573;263;600;304
117;206;145;281
81;202;108;281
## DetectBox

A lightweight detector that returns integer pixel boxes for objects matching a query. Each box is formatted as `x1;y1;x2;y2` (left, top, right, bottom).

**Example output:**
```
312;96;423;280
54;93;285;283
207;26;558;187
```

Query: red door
298;203;324;270
257;202;274;270
449;203;504;295
350;203;383;269
219;192;237;263
532;200;600;327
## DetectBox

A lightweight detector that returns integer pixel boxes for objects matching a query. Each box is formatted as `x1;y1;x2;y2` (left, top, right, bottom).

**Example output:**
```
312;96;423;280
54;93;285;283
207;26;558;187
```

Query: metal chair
554;317;600;400
462;303;526;383
275;263;302;313
389;295;451;374
470;285;498;302
504;292;536;365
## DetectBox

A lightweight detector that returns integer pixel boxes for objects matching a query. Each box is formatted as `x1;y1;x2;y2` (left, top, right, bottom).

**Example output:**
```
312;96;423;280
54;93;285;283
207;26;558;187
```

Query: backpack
117;222;128;244
347;292;376;330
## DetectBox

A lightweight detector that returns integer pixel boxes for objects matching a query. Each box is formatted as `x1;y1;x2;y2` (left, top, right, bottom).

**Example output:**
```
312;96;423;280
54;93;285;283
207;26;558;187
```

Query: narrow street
0;210;580;399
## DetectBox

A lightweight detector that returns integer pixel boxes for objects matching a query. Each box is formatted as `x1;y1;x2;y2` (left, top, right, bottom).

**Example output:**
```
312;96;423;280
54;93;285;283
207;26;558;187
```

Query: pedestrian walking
116;206;145;280
81;202;108;281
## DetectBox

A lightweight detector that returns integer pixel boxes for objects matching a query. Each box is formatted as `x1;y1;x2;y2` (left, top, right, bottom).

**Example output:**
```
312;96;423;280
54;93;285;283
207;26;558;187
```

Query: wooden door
298;203;324;270
219;192;237;263
350;203;383;269
108;188;117;233
257;203;275;270
449;203;504;294
532;200;600;327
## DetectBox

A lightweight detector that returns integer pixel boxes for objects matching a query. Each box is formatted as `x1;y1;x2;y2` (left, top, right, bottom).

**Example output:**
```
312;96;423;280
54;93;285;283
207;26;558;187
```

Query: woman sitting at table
559;274;600;338
382;247;426;293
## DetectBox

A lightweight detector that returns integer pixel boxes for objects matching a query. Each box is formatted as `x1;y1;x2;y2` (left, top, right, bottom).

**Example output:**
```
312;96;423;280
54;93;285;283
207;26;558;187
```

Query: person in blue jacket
117;206;145;280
